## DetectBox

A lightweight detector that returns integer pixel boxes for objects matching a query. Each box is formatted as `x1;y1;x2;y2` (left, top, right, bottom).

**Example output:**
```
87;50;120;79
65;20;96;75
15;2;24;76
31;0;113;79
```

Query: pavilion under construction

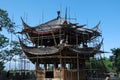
19;11;105;80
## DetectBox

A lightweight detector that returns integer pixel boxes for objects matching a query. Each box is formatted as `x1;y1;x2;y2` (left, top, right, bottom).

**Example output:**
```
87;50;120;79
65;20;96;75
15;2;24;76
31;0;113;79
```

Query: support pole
35;62;39;80
77;53;79;80
44;63;47;78
54;62;57;78
61;60;65;80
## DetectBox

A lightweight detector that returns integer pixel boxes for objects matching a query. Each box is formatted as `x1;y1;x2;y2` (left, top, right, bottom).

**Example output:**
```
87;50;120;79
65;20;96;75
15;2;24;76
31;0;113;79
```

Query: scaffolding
17;11;106;80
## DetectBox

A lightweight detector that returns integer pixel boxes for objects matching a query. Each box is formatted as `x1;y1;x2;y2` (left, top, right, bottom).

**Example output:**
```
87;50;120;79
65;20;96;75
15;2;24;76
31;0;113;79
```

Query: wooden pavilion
19;11;105;80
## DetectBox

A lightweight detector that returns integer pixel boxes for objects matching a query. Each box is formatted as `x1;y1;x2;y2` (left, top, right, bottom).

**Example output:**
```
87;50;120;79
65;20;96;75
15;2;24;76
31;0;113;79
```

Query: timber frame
19;11;105;80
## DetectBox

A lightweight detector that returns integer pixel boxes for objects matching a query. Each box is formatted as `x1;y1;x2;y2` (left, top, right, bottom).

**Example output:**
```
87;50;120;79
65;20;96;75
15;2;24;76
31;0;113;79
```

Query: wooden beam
27;55;89;59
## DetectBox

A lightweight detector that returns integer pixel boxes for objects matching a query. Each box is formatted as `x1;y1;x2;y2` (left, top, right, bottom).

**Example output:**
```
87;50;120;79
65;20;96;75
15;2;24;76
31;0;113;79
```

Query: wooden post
44;63;47;78
82;60;86;79
61;61;65;80
35;62;39;80
77;53;79;80
54;62;57;78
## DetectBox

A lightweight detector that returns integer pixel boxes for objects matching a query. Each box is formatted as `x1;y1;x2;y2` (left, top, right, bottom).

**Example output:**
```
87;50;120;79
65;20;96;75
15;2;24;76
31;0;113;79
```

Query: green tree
102;57;115;72
0;9;15;32
85;57;114;73
111;48;120;73
0;8;22;71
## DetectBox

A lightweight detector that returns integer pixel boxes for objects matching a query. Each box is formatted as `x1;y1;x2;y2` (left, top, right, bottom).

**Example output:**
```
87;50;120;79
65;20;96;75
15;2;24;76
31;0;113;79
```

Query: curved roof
19;39;60;55
21;16;100;34
21;17;65;33
19;37;103;56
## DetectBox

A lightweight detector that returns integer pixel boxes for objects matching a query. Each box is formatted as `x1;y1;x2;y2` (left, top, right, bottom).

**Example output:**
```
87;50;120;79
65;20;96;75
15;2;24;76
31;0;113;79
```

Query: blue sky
0;0;120;57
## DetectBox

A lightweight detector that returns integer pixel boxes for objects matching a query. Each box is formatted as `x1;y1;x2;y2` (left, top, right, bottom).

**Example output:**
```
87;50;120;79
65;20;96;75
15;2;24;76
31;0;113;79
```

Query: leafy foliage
9;41;22;55
85;57;115;73
0;62;5;71
0;9;15;33
0;41;22;62
102;57;115;72
0;8;22;71
0;34;9;49
86;58;106;71
111;48;120;73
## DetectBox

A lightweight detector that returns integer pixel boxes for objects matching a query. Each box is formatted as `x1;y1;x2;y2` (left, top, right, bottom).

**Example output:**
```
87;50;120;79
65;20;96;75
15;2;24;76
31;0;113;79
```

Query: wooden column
82;60;86;80
77;53;79;80
44;63;47;78
61;60;65;79
35;62;39;80
54;62;57;78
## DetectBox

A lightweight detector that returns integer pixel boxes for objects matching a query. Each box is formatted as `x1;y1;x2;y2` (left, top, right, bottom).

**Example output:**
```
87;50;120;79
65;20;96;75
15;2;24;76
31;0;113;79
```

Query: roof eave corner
21;17;31;29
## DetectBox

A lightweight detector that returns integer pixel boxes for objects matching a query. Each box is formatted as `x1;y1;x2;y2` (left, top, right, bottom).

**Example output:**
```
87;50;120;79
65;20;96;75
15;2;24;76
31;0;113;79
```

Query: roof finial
57;11;61;19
